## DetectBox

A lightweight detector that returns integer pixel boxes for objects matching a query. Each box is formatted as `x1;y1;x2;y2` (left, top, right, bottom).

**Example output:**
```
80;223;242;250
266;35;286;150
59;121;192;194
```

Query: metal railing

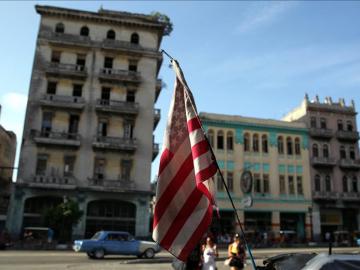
309;128;333;138
32;174;76;185
96;99;139;113
311;157;336;166
31;130;81;141
47;62;87;73
336;130;360;141
88;177;136;190
42;94;85;104
93;136;137;150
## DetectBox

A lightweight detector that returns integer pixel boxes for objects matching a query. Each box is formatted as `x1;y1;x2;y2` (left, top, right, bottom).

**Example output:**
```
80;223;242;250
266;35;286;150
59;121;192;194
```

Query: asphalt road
0;247;358;270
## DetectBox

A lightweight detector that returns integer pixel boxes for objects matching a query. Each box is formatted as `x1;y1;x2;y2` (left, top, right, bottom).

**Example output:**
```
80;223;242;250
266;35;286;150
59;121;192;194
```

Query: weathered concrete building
284;95;360;241
200;112;312;243
7;5;167;239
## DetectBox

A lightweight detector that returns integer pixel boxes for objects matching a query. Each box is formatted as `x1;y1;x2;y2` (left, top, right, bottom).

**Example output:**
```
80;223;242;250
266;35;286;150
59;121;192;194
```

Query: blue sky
0;1;359;181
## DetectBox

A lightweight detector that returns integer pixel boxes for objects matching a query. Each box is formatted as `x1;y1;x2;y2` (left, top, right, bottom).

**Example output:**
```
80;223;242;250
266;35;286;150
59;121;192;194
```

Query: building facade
284;95;360;241
7;5;167;239
200;112;312;244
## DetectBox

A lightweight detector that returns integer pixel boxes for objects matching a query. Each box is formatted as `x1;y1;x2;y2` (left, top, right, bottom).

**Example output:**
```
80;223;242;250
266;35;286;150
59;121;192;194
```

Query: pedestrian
202;237;218;270
47;228;54;244
225;234;245;270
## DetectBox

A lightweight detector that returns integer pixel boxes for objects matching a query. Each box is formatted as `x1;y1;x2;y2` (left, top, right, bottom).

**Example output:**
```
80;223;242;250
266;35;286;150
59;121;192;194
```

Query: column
305;213;312;241
271;211;280;242
71;193;87;240
135;196;151;237
312;203;321;241
6;186;26;239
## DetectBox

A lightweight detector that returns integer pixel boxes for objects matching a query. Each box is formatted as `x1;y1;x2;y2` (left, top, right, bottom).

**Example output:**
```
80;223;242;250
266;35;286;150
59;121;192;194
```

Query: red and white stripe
152;60;217;261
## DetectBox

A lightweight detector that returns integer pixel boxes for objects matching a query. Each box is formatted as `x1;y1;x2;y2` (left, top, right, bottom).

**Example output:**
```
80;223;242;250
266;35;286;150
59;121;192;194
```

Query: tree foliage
151;12;173;36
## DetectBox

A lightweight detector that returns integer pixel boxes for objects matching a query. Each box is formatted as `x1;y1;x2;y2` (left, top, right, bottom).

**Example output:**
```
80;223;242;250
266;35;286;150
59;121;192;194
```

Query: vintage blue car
73;231;160;259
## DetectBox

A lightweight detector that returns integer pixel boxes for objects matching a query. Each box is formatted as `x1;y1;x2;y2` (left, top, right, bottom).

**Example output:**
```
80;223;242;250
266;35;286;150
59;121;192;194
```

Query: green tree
150;12;173;36
44;199;83;243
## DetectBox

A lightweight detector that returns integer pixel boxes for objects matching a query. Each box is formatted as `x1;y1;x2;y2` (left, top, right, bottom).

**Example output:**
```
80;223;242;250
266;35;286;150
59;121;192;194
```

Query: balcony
155;79;163;102
39;30;92;47
29;174;76;189
46;62;87;80
31;130;81;147
93;136;137;152
340;192;360;201
336;130;360;142
153;143;159;161
339;159;360;170
312;191;338;200
98;68;141;84
39;94;85;110
154;109;160;129
95;99;139;115
88;177;136;191
309;128;333;139
101;38;158;54
311;157;337;167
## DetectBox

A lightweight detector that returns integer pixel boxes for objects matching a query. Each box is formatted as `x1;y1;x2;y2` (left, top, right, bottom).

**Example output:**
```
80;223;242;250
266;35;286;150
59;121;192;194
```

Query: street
0;247;359;270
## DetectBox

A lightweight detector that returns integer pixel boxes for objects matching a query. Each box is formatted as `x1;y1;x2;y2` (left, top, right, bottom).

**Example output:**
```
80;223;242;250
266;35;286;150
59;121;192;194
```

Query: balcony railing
339;159;360;170
40;94;85;110
39;30;92;47
102;38;158;53
340;192;360;201
88;177;136;191
154;109;160;129
31;130;81;147
311;157;337;167
309;128;333;139
93;136;137;152
153;143;159;161
98;68;141;84
30;174;76;187
46;62;87;80
336;130;360;142
312;191;338;200
95;99;139;115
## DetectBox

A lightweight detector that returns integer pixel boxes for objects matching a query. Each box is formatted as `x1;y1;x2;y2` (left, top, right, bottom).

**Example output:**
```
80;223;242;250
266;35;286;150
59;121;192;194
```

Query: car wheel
87;252;95;259
94;249;105;259
144;248;155;259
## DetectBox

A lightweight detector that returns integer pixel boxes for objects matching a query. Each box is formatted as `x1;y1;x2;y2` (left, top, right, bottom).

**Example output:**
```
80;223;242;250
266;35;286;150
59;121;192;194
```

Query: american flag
152;60;218;261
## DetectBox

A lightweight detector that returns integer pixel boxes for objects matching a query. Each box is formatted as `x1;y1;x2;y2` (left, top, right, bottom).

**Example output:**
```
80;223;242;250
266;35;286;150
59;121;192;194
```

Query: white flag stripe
189;127;206;148
193;151;215;176
153;172;196;241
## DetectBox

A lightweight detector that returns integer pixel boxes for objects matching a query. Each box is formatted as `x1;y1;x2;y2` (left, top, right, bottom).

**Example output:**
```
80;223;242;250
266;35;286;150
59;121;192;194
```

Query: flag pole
162;50;257;270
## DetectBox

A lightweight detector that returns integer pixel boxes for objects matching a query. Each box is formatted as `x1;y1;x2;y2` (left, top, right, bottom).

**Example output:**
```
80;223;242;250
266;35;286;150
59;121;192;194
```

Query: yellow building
200;112;312;244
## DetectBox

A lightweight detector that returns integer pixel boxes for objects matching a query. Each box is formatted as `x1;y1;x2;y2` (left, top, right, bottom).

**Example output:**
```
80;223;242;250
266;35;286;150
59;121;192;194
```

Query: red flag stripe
177;203;213;261
195;162;218;183
158;148;174;176
191;140;210;160
187;116;202;133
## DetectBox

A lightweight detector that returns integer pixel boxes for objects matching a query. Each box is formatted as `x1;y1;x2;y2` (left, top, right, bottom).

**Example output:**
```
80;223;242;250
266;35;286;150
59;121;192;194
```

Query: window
68;115;79;137
227;172;233;192
279;175;286;194
253;134;259;152
47;81;57;94
227;132;234;151
312;144;319;157
295;137;301;155
297;176;303;195
315;175;321;191
217;131;224;150
36;154;48;175
310;117;317;128
320;118;327;129
323;144;329;158
51;50;61;63
217;172;224;191
121;159;132;181
41;112;53;136
104;57;113;69
254;174;261;193
94;158;106;180
340;146;346;159
101;87;111;102
126;90;135;103
72;84;83;97
263;174;269;193
244;133;250;152
55;23;64;33
325;175;331;192
64;156;75;177
208;130;214;148
130;33;139;44
107;29;115;40
80;26;89;36
76;54;86;70
288;176;295;194
128;60;138;72
277;136;284;154
124;121;134;139
98;119;108;137
350;147;355;160
347;120;353;131
352;177;358;192
262;135;268;153
338;120;343;131
343;176;348;192
286;137;293;155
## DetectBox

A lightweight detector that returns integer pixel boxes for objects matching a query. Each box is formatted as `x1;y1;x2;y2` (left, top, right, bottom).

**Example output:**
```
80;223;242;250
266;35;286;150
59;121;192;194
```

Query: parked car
300;253;360;270
73;231;160;259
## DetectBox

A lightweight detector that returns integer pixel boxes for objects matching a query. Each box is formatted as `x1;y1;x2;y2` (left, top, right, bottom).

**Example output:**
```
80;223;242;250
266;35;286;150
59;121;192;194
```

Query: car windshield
91;232;102;240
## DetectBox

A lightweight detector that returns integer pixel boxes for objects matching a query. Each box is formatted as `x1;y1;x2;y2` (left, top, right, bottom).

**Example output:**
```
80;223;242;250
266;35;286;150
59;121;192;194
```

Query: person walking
226;234;245;270
202;237;218;270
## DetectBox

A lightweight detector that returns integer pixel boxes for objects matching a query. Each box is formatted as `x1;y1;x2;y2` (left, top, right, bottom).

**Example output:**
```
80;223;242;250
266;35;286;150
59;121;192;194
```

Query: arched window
337;119;343;131
55;23;64;33
262;134;268;153
352;176;358;192
320;117;327;129
295;137;301;155
340;145;346;159
315;175;321;191
325;175;331;192
244;133;250;152
323;144;329;158
286;137;293;155
347;120;353;131
253;134;259;152
130;33;139;44
277;136;284;154
80;26;89;36
310;117;317;128
226;131;234;151
107;29;116;40
217;131;224;150
350;147;355;160
342;176;348;192
208;130;214;148
312;144;319;157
